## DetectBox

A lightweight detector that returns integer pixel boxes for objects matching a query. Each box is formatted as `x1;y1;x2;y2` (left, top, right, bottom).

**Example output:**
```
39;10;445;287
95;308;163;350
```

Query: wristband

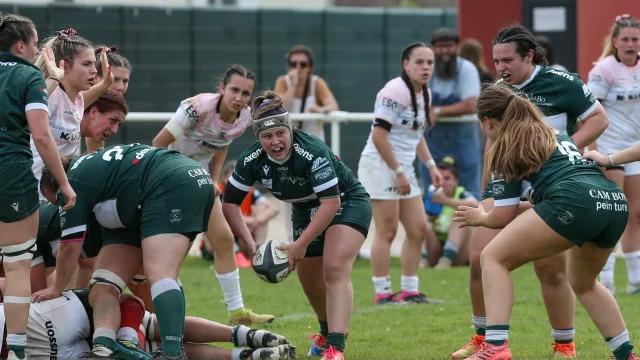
608;154;615;167
392;166;404;176
48;78;61;83
426;159;436;168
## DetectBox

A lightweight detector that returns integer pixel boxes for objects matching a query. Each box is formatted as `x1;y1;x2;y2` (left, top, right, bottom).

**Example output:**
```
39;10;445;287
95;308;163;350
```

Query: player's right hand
59;184;77;210
583;150;608;167
395;173;411;196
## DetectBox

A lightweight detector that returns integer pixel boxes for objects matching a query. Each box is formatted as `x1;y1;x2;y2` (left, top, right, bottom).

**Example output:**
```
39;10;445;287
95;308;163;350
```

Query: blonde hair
597;15;640;63
477;83;556;182
459;38;488;73
34;29;92;78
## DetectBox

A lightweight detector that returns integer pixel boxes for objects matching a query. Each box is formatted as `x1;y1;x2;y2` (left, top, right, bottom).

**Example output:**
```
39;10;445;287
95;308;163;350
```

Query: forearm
571;110;608;149
222;203;254;244
373;134;401;171
611;143;640;165
416;136;434;166
442;198;478;208
280;87;297;111
53;242;83;292
46;79;59;97
296;200;340;248
210;147;228;182
438;98;476;117
81;80;109;109
478;211;509;229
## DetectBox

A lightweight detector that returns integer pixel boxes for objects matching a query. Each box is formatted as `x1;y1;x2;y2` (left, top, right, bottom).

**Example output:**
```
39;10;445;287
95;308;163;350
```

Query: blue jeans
419;122;482;199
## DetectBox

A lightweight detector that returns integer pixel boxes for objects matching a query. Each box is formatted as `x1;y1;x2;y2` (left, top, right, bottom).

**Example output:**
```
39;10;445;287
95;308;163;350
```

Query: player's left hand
276;241;306;272
453;202;486;228
583;150;609;167
32;286;62;303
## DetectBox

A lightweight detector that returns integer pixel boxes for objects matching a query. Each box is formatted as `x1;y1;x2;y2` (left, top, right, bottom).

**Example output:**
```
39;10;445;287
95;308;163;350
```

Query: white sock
624;251;640;285
552;328;575;343
216;269;244;312
401;275;419;293
472;315;486;332
233;325;251;347
372;276;392;295
6;333;27;347
608;329;630;352
231;348;246;360
116;327;138;342
600;252;617;284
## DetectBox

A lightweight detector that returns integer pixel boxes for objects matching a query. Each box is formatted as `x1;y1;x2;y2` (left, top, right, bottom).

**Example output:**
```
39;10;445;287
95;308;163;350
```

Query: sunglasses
288;60;309;68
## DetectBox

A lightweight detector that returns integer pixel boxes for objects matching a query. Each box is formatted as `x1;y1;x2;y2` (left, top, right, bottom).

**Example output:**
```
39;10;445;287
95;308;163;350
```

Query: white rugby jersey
166;93;251;167
361;77;431;165
30;86;84;198
0;291;91;360
588;54;640;141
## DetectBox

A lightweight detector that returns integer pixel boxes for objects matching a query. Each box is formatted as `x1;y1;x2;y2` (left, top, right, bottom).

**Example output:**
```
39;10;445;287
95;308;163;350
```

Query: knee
535;262;568;287
569;275;596;296
323;262;348;285
88;269;127;304
206;231;234;250
376;225;399;243
405;222;428;242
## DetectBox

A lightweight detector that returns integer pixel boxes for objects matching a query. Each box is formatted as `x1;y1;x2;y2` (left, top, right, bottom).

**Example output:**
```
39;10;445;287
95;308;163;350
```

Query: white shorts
357;155;421;200
597;136;640;176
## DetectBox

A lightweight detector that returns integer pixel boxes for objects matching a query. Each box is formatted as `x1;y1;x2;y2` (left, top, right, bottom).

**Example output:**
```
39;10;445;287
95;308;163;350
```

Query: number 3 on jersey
556;141;582;162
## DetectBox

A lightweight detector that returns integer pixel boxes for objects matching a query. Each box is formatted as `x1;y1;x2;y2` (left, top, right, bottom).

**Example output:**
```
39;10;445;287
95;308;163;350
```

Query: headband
252;112;291;137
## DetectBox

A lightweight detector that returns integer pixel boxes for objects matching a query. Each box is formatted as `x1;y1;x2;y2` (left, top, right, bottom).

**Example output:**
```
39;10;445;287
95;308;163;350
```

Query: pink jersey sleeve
47;86;65;118
588;56;614;100
373;77;411;123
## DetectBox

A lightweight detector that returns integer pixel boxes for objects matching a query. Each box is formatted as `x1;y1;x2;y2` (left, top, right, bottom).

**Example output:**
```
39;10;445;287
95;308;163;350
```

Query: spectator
421;28;482;199
422;157;477;268
459;38;495;83
202;160;280;267
535;35;568;71
274;44;339;243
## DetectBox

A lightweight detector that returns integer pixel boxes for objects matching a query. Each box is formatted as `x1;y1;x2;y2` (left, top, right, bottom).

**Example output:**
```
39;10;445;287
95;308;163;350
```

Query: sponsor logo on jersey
219;129;227;139
311;157;329;172
277;167;288;171
492;183;505;196
45;320;58;359
263;165;270;176
314;167;333;180
381;97;398;109
244;149;263;165
547;69;574;81
262;179;272;189
132;147;152;164
170;209;182;224
293;143;313;161
196;139;227;151
0;61;17;66
557;210;575;225
60;131;80;142
184;104;199;126
70;153;95;171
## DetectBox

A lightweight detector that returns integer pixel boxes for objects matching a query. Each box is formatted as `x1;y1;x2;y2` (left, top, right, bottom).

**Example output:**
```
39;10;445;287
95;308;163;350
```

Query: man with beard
419;28;482;200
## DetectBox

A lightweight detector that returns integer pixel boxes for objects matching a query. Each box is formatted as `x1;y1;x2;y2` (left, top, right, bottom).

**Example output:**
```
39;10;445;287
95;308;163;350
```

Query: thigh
142;234;191;283
292;207;325;257
358;155;402;200
398;195;428;235
372;199;400;232
568;241;615;284
483;209;574;271
141;163;215;240
324;224;365;271
297;256;325;289
205;197;233;241
623;175;640;213
0;155;39;224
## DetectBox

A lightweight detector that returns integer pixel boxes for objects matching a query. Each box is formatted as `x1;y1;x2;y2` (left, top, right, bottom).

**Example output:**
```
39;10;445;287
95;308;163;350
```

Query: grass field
179;256;640;360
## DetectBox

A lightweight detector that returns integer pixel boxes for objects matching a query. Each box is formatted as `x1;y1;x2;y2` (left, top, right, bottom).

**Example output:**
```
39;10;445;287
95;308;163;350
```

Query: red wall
577;0;640;79
458;0;523;76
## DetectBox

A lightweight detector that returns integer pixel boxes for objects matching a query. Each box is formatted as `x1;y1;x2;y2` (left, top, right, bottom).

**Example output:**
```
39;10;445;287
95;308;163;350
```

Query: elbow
32;133;51;148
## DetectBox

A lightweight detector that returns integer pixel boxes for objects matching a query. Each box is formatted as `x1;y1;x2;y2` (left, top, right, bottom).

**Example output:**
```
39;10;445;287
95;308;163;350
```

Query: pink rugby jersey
165;93;251;167
588;55;640;142
31;86;84;194
361;77;431;165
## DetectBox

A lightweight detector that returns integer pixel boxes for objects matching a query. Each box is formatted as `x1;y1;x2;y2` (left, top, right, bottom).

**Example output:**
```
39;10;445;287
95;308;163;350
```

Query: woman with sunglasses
274;44;339;243
357;42;443;305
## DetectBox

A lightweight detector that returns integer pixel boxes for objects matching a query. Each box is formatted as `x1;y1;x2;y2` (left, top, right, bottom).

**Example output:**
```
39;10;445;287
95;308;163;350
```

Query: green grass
180;256;640;360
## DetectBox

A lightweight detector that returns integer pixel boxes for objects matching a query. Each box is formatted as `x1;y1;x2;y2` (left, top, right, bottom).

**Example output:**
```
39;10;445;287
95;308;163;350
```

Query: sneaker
116;338;151;360
246;328;291;348
7;351;32;360
241;345;297;359
150;350;188;360
320;346;344;360
229;308;275;326
451;335;485;359
307;334;327;356
465;342;512;360
374;293;401;305
398;291;444;304
553;342;576;358
236;252;252;268
627;282;640;295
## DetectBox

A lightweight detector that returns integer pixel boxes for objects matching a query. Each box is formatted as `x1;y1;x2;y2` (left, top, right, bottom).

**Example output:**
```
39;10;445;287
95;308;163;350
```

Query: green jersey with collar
500;65;599;135
227;131;364;210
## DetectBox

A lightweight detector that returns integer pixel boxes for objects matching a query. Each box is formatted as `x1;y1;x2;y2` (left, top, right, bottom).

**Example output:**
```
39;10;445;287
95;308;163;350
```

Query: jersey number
102;146;125;161
556;141;582;162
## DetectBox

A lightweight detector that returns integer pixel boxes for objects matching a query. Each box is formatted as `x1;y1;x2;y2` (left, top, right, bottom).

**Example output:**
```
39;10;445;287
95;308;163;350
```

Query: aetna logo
45;321;58;359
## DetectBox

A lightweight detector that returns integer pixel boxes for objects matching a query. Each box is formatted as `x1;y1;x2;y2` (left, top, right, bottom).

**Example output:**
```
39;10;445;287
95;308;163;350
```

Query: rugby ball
252;240;290;283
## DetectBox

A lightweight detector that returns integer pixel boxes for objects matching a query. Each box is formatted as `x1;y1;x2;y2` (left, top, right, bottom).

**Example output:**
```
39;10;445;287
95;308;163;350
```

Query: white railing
126;111;478;156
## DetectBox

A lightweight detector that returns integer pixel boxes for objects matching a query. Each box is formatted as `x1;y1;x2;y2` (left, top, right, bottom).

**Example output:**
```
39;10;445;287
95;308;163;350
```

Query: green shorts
534;177;628;249
292;192;372;257
0;154;39;223
140;154;215;240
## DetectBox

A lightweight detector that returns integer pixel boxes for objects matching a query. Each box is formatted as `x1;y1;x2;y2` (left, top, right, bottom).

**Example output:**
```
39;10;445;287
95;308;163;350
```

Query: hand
306;105;327;114
98;48;114;87
430;190;447;205
239;237;257;260
583;150;609;167
42;47;65;82
276;241;306;272
453;203;486;228
59;184;76;210
395;172;411;196
429;166;443;188
287;69;299;88
213;181;221;197
32;286;62;303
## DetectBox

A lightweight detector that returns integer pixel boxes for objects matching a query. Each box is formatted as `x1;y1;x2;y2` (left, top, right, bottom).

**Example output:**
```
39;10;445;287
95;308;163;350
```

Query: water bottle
424;185;443;217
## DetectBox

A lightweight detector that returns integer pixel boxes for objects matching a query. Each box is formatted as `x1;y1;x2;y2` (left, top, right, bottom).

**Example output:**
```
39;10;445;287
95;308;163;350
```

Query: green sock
326;332;346;352
179;280;186;349
6;333;27;359
442;240;459;261
319;319;329;337
608;339;634;360
485;325;510;346
476;327;486;336
152;278;185;357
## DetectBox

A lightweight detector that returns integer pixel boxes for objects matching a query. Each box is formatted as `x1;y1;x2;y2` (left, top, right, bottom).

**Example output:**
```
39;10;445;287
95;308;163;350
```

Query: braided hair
34;28;93;79
0;11;35;53
493;25;548;66
400;42;432;132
